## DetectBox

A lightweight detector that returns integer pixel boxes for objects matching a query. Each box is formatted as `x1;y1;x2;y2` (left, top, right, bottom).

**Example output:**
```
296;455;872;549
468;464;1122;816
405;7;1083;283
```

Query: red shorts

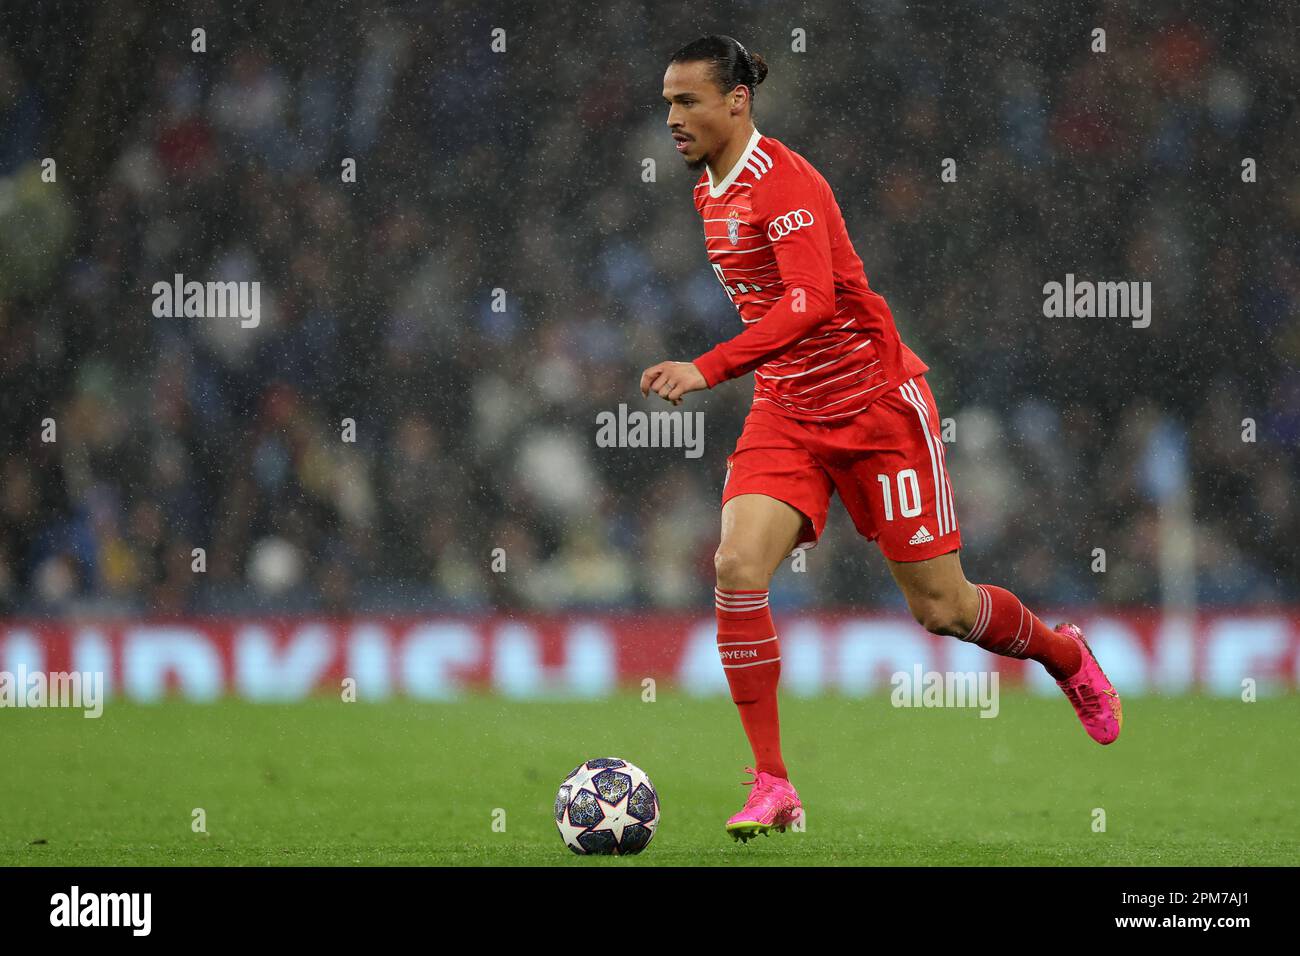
721;376;961;562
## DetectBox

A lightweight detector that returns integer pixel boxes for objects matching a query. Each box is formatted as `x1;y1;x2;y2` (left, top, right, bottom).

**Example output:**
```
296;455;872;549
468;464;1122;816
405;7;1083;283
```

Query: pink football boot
1054;623;1123;745
726;767;802;843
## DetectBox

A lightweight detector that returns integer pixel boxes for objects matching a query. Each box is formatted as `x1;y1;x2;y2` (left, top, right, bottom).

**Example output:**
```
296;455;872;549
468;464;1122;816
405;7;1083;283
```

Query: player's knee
910;598;967;638
713;546;771;591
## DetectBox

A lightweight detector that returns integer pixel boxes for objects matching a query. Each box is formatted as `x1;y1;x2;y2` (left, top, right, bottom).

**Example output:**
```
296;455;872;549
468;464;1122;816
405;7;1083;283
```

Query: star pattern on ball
558;803;592;851
588;789;635;844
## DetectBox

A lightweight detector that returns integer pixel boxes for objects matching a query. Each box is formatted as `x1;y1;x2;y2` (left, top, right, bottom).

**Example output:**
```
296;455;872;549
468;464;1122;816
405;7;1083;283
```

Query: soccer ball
554;757;659;855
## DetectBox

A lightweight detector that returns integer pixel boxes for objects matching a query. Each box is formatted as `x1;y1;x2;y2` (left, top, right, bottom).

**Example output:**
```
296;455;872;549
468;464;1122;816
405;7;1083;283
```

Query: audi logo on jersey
767;208;815;241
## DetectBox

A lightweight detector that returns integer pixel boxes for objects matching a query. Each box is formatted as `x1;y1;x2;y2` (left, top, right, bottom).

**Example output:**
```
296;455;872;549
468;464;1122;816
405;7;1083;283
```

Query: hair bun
748;51;768;86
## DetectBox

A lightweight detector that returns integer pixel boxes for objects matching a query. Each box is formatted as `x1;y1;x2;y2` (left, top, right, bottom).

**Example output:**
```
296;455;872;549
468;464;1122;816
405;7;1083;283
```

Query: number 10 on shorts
877;469;922;520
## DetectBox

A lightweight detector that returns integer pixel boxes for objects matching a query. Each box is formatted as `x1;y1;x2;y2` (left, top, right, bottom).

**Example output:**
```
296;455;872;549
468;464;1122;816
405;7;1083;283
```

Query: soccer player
641;35;1124;843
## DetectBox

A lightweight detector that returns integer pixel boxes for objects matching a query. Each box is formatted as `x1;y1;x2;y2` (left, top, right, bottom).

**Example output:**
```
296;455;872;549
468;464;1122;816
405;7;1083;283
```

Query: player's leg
885;549;1122;744
716;490;806;588
884;549;1080;680
879;549;979;636
714;492;807;840
713;491;803;780
834;375;1123;743
713;408;831;782
712;409;833;840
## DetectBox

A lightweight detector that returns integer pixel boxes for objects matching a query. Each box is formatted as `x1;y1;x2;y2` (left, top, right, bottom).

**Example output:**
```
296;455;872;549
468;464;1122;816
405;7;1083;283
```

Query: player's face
663;61;740;172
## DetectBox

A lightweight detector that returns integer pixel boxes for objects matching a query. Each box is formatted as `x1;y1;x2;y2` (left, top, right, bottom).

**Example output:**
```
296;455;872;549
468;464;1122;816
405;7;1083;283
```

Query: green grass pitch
1;691;1296;866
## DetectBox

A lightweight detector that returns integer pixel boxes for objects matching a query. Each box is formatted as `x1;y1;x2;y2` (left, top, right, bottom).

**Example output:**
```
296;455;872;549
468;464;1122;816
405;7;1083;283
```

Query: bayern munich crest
727;209;740;245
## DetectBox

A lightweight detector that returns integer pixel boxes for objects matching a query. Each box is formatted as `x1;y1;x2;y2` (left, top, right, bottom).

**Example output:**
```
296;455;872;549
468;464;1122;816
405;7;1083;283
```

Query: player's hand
639;361;707;406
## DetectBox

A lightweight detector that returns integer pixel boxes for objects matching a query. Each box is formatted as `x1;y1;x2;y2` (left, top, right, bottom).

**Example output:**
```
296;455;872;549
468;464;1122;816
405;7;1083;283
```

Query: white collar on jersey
706;127;762;199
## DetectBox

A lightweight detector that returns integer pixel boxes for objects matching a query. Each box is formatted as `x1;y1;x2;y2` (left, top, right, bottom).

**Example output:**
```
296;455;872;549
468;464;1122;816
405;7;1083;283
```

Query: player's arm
691;176;836;387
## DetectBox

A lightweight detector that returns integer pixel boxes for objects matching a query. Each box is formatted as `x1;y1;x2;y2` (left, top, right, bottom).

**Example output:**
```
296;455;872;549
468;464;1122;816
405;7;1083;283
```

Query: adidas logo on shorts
908;525;934;545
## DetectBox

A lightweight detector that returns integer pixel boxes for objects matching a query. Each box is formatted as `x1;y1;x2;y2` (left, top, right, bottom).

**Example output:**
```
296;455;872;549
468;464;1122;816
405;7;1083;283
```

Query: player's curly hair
669;35;769;107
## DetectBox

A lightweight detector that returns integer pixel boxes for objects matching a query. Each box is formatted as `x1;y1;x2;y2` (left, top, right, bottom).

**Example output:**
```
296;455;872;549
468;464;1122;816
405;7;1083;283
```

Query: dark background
0;0;1295;617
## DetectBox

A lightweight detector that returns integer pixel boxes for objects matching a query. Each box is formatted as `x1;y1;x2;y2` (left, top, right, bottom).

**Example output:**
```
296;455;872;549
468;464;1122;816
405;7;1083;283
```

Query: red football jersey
690;128;929;421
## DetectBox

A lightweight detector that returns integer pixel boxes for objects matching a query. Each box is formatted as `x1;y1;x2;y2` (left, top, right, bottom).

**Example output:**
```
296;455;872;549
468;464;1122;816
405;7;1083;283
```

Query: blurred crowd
0;0;1295;617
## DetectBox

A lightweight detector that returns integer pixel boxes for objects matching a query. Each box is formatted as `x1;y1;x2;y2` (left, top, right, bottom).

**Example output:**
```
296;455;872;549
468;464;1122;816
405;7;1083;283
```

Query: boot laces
1063;681;1102;717
741;767;777;799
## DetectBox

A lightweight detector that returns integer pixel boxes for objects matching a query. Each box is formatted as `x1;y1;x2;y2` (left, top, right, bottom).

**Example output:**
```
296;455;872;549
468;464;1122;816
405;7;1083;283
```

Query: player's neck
707;122;757;187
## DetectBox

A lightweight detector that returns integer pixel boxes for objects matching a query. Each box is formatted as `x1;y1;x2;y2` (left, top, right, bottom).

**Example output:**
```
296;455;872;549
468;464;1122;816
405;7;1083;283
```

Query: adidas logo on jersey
909;526;934;545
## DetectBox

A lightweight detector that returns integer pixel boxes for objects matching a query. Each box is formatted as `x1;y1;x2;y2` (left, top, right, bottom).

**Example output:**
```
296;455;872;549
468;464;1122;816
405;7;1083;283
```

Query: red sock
965;584;1082;680
715;587;787;779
